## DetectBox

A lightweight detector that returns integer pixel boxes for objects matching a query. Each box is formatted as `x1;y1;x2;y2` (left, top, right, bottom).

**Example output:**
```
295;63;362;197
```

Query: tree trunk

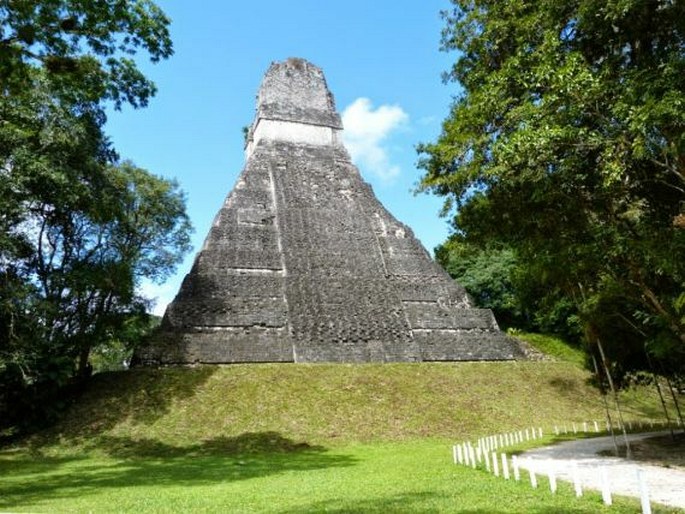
77;345;92;380
597;338;632;459
592;353;619;455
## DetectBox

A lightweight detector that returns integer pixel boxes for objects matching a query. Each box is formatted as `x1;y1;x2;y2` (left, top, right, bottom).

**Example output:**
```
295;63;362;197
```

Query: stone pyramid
135;58;523;364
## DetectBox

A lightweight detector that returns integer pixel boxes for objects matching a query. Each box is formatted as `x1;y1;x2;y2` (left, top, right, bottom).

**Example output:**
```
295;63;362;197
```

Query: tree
419;0;685;378
435;236;583;340
0;0;172;108
435;237;524;328
0;1;191;434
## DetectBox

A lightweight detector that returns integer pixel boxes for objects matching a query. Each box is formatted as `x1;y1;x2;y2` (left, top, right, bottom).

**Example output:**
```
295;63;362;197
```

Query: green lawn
1;357;679;512
1;438;676;513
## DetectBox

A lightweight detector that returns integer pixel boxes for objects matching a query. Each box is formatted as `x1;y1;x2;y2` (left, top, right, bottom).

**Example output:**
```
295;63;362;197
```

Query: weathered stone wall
269;142;418;362
133;58;523;365
256;58;342;128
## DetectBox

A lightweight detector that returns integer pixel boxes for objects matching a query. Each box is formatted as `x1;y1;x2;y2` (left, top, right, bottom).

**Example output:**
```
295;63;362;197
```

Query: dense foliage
0;1;191;434
420;0;685;379
435;237;583;341
435;238;524;329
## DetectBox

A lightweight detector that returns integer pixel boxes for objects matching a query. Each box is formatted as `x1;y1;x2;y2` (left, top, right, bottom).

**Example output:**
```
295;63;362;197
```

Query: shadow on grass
86;431;328;458
279;492;604;514
548;376;581;395
34;366;217;444
278;492;445;513
552;374;675;421
614;394;670;420
0;431;356;510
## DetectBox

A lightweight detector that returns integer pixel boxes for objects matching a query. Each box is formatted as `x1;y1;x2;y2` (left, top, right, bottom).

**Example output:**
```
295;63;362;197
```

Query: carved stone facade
134;58;523;364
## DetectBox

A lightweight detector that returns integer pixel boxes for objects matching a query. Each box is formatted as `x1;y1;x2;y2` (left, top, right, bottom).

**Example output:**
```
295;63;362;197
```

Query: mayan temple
135;58;523;364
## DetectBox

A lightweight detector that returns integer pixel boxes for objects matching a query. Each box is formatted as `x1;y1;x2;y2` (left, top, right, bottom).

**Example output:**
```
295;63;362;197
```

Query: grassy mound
36;359;665;453
2;338;679;513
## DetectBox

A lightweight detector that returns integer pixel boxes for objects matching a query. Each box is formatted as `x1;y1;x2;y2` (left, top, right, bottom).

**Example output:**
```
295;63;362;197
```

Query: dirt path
519;431;685;510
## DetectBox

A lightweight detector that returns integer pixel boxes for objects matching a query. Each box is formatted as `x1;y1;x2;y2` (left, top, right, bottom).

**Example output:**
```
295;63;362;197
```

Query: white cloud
341;97;408;181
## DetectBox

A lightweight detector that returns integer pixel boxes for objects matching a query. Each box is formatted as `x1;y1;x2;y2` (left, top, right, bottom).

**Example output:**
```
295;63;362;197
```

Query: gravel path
519;431;685;510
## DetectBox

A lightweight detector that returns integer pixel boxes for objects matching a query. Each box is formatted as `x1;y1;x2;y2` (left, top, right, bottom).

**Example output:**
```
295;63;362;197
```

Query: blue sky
105;0;462;315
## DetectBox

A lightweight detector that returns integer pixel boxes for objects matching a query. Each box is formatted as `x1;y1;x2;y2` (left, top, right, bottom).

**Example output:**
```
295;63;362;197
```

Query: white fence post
637;469;651;514
512;455;520;481
601;466;612;506
572;462;582;497
529;461;538;489
492;452;500;477
548;468;557;494
501;453;510;480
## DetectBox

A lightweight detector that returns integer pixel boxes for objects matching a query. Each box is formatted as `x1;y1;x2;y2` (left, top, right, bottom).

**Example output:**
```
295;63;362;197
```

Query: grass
1;439;678;513
33;361;669;448
1;345;681;512
508;330;587;366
